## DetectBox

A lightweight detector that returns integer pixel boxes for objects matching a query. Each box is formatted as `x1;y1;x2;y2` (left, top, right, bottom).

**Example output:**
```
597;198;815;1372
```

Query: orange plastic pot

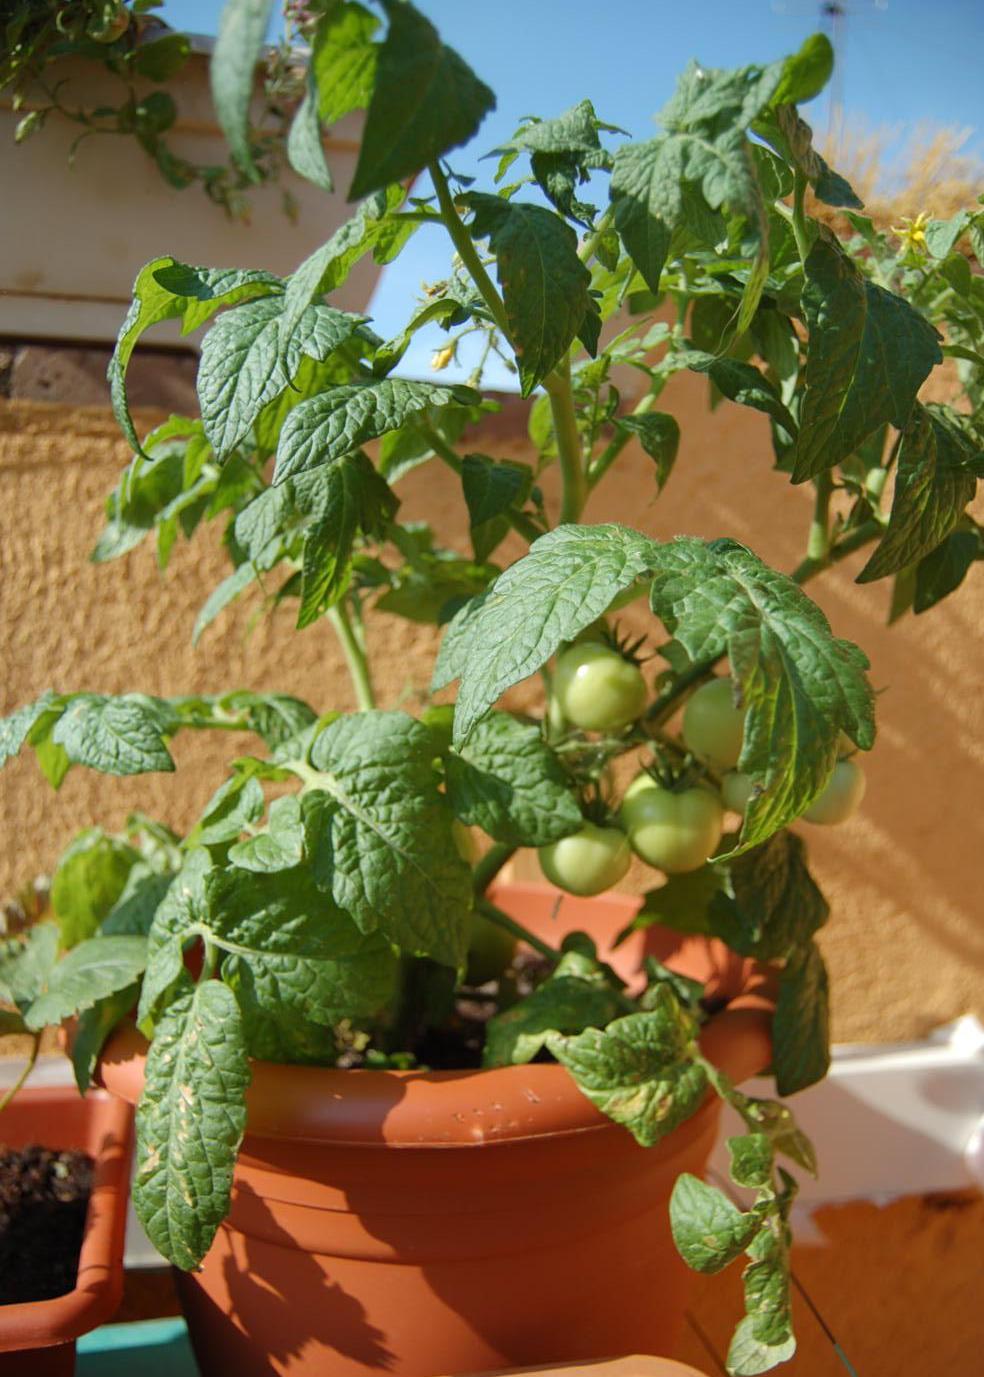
0;1085;133;1377
99;883;773;1377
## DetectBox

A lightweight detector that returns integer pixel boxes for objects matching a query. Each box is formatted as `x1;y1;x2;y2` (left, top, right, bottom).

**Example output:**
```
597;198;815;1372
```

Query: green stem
429;160;511;342
791;169;811;267
791;518;883;585
0;1034;41;1115
472;842;516;895
807;470;833;563
579;206;615;264
646;655;720;726
327;602;375;711
545;356;587;524
477;898;559;962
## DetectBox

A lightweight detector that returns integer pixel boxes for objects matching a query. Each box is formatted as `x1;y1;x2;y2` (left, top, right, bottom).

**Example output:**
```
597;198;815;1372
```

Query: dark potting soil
0;1144;93;1304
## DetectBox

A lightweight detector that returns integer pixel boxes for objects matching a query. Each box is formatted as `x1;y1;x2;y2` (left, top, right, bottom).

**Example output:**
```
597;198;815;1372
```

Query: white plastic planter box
0;39;378;345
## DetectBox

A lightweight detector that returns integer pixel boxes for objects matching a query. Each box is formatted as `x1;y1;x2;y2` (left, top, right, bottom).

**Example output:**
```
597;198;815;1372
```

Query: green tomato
721;770;754;815
803;759;866;825
681;677;746;770
553;643;647;732
538;823;631;897
465;910;517;985
620;775;724;874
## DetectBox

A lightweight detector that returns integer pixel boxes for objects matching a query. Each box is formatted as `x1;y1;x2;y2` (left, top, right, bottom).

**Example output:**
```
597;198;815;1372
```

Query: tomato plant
2;4;982;1370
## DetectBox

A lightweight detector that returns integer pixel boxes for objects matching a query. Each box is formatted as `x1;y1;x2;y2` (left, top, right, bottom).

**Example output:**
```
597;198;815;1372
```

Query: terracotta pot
100;883;773;1377
0;1085;133;1377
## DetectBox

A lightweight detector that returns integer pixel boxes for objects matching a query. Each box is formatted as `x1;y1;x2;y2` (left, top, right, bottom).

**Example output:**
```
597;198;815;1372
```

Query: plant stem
791;518;883;585
477;898;559;962
472;842;516;895
791;169;811;267
545;356;587;523
429;160;512;342
0;1033;40;1115
646;655;720;726
327;603;375;711
807;470;833;563
578;206;615;264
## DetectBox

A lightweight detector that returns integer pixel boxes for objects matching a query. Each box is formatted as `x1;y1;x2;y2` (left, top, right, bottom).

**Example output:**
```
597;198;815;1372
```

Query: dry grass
813;115;983;231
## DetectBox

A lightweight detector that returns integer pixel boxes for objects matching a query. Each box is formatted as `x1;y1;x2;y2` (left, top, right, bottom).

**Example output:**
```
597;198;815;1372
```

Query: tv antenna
772;0;889;132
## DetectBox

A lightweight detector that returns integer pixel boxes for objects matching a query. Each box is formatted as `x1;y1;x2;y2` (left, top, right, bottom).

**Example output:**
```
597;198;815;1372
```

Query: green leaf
649;538;875;850
51;827;140;948
484;945;628;1067
133;32;192;82
312;2;379;124
461;454;533;561
914;528;981;613
101;868;176;937
727;1133;775;1189
25;936;148;1030
275;380;475;483
208;863;398;1036
304;712;472;966
297;452;398;628
109;258;280;454
610;57;779;292
773;941;829;1095
858;405;979;582
433;524;658;745
460;192;591;396
923;210;972;259
286;70;333;192
756;105;861;211
71;984;139;1094
727;1311;796;1375
133;980;250;1270
227;795;304;872
714;831;829;961
770;33;833;105
192;562;258;646
281;188;404;336
210;0;275;180
634;867;722;937
683;352;797;438
191;774;266;846
550;988;707;1147
0;924;59;1013
791;236;942;482
198;297;366;458
51;694;176;777
0;692;62;769
615;413;681;490
348;0;495;200
738;1099;817;1176
670;1173;761;1273
445;711;582;847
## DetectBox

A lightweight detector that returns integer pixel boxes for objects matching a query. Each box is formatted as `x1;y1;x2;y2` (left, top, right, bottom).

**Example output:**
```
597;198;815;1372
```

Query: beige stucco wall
1;369;982;1043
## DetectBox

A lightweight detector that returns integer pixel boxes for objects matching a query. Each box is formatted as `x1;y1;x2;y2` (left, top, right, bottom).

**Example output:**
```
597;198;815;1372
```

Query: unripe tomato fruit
465;910;517;984
681;678;745;770
552;643;647;732
721;770;754;815
538;822;631;896
620;774;724;874
803;759;866;825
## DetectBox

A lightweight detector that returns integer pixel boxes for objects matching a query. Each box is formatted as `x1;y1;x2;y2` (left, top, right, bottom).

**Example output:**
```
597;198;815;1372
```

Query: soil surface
0;1144;93;1304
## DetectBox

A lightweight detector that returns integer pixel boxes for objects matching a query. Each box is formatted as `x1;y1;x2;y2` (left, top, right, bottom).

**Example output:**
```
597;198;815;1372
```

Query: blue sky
161;1;984;384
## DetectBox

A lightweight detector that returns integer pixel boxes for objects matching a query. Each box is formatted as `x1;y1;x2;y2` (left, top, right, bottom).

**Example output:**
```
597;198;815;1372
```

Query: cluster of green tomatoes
537;639;868;899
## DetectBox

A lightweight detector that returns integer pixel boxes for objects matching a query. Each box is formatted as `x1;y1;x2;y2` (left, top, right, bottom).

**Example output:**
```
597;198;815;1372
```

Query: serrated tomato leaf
434;524;659;744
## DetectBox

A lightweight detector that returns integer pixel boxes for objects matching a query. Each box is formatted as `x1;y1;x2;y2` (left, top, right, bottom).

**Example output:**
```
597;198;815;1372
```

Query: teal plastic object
77;1318;198;1375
